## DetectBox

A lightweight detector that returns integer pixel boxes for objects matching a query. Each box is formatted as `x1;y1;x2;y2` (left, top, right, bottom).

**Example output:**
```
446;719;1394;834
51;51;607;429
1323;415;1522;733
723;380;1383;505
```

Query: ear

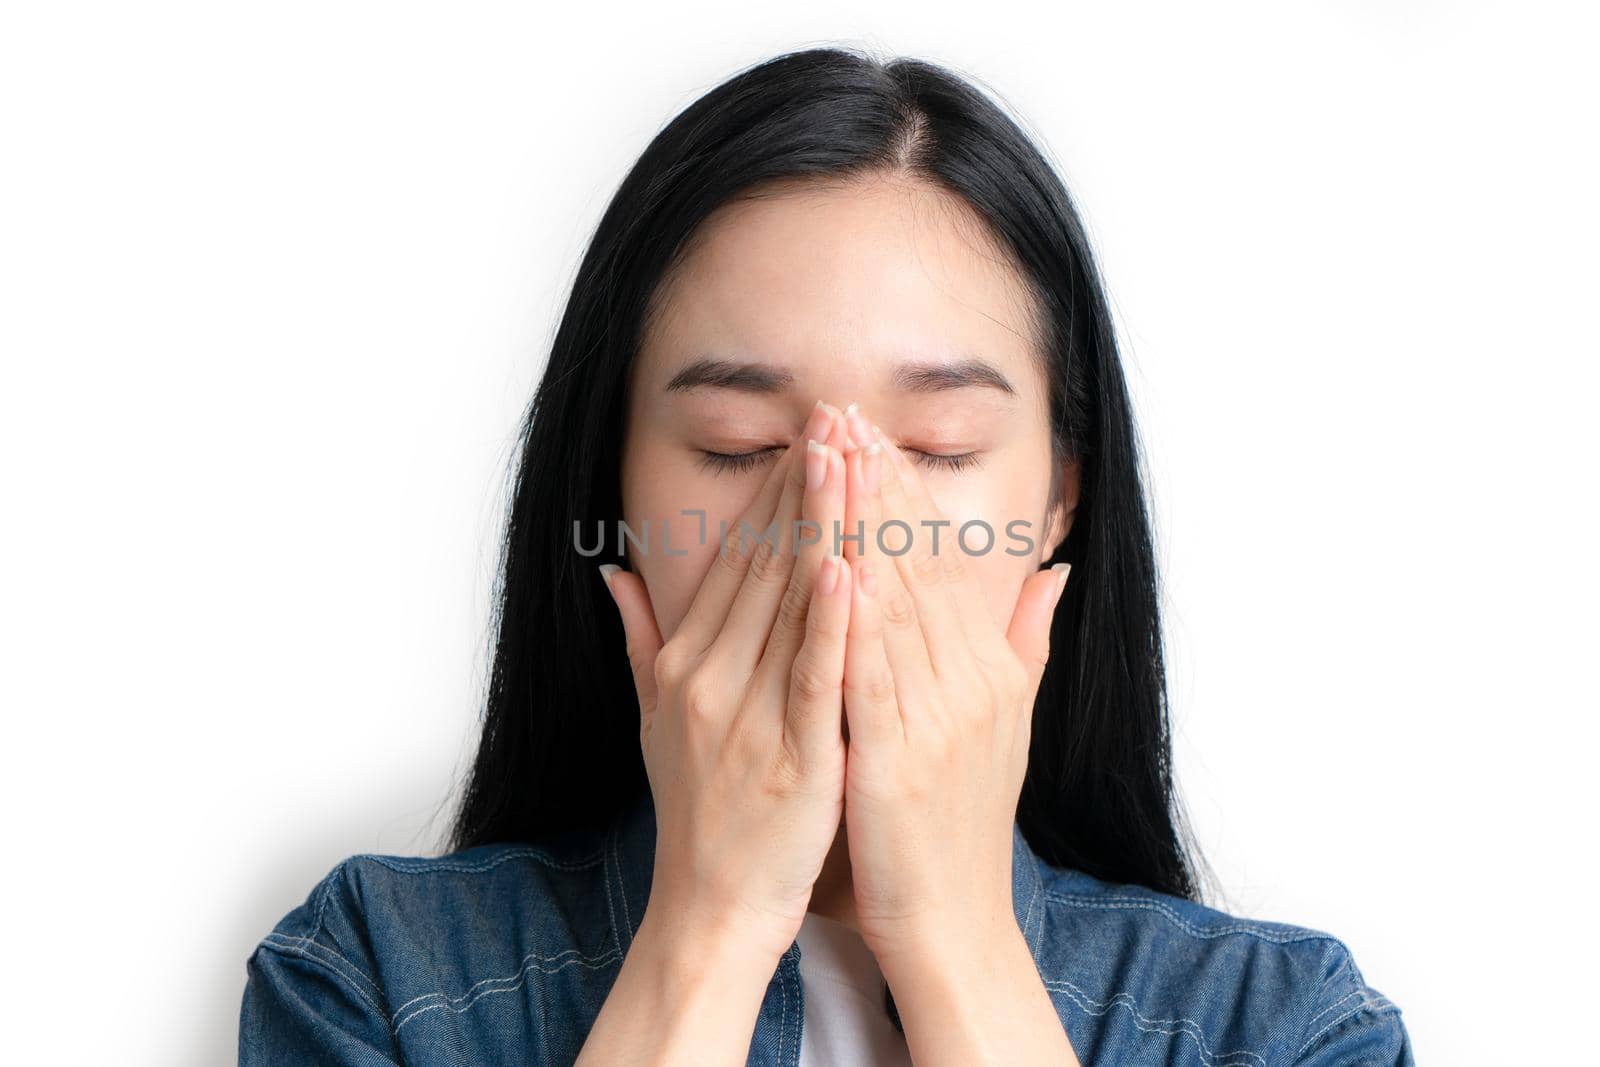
1043;458;1081;559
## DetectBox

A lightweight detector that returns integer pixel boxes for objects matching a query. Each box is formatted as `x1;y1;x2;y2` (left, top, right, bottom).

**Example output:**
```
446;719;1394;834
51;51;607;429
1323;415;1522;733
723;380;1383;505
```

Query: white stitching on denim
284;860;384;995
1032;865;1047;946
1044;892;1343;946
309;860;345;940
1043;975;1266;1067
264;929;383;1004
1305;988;1363;1028
1292;998;1398;1059
777;951;790;1064
1021;858;1040;953
392;947;624;1031
353;846;605;876
389;946;619;1017
260;934;394;1027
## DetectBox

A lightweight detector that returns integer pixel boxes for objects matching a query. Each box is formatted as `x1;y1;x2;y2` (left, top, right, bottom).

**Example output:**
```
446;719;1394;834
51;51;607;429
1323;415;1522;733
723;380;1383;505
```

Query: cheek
919;469;1051;631
622;468;751;644
636;550;708;645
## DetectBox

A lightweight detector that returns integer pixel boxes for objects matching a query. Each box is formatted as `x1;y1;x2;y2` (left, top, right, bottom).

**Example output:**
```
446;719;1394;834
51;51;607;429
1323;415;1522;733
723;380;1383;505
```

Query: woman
239;46;1413;1066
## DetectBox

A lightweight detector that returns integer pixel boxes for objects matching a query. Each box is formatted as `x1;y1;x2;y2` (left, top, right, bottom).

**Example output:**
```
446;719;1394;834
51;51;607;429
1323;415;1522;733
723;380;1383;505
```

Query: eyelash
697;448;779;475
698;446;981;474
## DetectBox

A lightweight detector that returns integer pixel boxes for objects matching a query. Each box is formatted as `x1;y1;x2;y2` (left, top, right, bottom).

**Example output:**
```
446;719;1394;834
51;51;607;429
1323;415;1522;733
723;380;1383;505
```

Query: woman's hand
830;404;1080;1065
601;401;855;964
836;404;1071;964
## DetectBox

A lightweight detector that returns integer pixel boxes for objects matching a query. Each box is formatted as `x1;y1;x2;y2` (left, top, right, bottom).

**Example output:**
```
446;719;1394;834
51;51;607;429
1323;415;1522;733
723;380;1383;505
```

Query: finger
843;555;904;747
674;400;836;656
748;439;845;687
781;544;852;765
861;421;973;671
1007;563;1071;696
842;436;937;702
717;415;842;680
840;410;871;565
599;564;664;738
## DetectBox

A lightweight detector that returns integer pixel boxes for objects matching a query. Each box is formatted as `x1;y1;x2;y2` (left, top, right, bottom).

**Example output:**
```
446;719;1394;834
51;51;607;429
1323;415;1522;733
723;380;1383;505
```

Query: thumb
599;564;663;739
1006;562;1071;695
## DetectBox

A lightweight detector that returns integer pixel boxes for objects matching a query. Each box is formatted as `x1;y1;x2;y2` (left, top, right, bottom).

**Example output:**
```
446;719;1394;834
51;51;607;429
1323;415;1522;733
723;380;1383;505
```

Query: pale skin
576;172;1083;1065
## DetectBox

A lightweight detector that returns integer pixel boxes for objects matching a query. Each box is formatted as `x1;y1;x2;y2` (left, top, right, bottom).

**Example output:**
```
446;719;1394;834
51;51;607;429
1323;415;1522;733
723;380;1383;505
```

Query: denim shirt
239;787;1413;1065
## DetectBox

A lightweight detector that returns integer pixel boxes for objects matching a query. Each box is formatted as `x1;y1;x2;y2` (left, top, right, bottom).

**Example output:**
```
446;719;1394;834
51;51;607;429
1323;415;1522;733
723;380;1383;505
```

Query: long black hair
446;46;1209;916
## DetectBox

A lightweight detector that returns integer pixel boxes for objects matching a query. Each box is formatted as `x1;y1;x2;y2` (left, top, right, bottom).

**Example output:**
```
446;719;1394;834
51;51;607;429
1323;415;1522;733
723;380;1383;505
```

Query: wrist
579;903;789;1066
868;914;1077;1066
861;891;1015;966
869;914;1035;1048
867;902;1026;984
634;898;792;983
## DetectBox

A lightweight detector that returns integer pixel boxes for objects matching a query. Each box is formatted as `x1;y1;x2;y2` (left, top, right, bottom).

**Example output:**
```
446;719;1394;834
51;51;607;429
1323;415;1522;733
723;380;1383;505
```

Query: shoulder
241;835;621;1064
295;836;610;941
255;834;610;958
1031;866;1412;1066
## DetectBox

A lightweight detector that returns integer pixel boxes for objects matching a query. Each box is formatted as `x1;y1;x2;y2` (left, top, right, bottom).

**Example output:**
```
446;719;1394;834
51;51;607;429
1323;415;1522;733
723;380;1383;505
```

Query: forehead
635;175;1044;399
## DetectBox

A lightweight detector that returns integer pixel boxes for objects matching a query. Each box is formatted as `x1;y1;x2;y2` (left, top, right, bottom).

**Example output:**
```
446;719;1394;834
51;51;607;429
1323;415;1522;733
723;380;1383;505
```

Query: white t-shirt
795;911;914;1066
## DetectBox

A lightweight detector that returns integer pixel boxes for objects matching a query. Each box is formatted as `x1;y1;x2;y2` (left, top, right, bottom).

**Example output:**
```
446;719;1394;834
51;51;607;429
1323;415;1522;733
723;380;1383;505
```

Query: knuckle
940;547;968;583
880;588;918;629
713;536;753;579
652;642;688;690
789;658;833;704
680;671;720;726
928;714;963;757
864;671;898;706
747;535;790;587
774;579;812;635
910;549;944;587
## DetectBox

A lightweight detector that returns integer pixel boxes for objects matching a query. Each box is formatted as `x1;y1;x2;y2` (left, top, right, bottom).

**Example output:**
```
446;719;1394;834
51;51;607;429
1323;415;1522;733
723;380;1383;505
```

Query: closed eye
909;449;981;473
697;445;982;475
697;446;783;474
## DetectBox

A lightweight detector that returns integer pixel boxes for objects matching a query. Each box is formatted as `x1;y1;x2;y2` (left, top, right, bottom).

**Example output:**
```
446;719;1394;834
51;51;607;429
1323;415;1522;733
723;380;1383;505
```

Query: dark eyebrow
891;358;1017;397
664;357;795;395
662;354;1018;398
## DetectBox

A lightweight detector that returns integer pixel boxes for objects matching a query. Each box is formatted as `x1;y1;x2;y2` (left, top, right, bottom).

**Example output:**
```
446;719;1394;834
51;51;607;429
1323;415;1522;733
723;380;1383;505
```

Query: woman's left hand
835;405;1071;965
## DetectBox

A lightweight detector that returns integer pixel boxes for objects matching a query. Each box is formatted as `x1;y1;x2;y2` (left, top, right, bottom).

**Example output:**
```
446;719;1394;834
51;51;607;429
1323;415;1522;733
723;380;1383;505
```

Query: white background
3;3;1595;1064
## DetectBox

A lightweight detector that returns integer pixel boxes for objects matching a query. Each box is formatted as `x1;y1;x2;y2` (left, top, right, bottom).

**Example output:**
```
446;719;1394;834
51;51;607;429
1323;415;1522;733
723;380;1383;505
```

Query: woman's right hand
601;400;854;965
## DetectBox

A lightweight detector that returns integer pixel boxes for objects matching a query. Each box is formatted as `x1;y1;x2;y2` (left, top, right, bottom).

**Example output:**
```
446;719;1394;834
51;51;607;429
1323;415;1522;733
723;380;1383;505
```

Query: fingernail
858;559;877;598
818;554;841;596
598;563;621;594
862;441;882;492
1051;561;1071;597
806;438;827;490
844;403;874;449
803;400;832;443
872;424;903;467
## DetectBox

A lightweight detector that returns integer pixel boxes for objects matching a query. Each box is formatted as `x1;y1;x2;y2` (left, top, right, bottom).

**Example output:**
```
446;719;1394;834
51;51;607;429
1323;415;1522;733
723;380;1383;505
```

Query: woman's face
620;174;1079;643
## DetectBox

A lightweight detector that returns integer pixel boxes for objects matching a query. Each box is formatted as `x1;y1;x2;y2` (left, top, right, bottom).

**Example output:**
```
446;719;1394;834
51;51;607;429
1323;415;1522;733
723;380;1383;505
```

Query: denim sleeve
1292;941;1414;1067
1293;1003;1414;1066
238;862;403;1066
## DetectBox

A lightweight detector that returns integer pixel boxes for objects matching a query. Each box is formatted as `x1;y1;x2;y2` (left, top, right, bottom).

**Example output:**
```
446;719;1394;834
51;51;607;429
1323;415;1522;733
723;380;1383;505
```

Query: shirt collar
602;784;1050;970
